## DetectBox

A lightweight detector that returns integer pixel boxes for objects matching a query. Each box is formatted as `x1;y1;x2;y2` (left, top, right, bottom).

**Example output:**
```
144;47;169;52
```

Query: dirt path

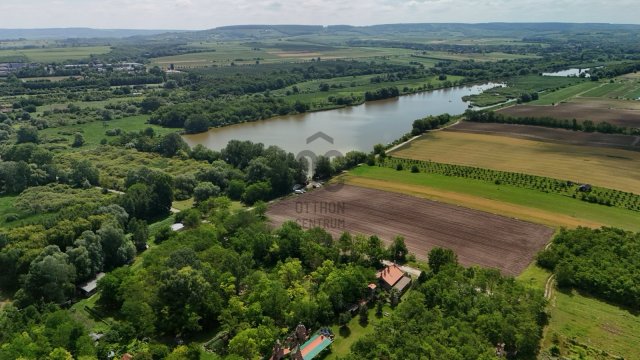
544;275;555;300
385;120;461;154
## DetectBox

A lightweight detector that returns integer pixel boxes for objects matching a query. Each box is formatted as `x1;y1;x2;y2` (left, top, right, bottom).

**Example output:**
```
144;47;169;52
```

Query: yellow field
392;131;640;193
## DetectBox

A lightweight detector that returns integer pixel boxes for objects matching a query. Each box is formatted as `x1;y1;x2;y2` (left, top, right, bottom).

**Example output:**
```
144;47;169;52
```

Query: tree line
537;227;640;309
465;110;640;136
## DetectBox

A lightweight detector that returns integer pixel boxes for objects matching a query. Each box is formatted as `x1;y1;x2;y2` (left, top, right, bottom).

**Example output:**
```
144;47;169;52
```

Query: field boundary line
386;120;461;154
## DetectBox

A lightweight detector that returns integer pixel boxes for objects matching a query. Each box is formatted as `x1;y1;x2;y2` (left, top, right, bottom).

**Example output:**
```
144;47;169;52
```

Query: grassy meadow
0;45;111;63
391;131;640;194
39;115;175;150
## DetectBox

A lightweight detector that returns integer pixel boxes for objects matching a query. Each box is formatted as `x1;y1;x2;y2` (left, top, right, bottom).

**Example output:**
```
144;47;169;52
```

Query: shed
78;272;105;297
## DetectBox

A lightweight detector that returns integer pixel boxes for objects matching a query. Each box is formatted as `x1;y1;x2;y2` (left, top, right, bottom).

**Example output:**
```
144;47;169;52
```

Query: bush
395;163;403;171
411;165;419;173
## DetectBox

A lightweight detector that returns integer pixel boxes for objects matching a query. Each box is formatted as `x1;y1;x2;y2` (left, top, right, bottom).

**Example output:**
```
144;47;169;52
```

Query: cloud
0;0;638;29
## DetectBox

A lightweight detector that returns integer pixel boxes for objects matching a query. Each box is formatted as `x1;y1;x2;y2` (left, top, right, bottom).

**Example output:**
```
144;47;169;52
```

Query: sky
1;0;638;29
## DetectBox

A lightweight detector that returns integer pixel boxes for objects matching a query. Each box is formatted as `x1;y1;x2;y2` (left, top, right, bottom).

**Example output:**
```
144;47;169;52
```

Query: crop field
414;51;538;62
342;166;640;231
267;184;554;276
0;46;111;63
448;121;640;150
531;81;602;105
498;98;640;127
151;42;414;68
392;131;640;193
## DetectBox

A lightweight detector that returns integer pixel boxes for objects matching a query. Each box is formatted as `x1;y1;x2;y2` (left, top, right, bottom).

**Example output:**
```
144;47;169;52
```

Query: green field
344;166;640;230
465;75;586;106
39;115;175;150
0;46;111;63
516;265;640;359
151;42;414;68
580;79;640;100
274;74;464;109
414;51;538;62
532;80;602;105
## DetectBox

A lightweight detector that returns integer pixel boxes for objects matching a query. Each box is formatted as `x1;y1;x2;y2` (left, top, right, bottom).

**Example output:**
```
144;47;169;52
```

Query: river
183;83;501;156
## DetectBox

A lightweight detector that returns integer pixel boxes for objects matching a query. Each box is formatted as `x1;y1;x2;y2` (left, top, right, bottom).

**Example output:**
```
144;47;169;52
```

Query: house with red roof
376;263;412;295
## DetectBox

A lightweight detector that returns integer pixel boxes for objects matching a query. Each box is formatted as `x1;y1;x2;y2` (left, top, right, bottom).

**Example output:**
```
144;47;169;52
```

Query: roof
393;276;412;293
78;272;105;294
170;223;185;231
368;283;377;290
376;264;405;287
122;354;133;360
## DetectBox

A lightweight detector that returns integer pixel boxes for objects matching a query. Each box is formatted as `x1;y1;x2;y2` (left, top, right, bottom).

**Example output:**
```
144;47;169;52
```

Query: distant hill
0;28;183;40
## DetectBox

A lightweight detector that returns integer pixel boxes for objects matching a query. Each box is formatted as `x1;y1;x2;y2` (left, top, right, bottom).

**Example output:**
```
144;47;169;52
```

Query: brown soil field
498;99;640;127
448;121;640;151
267;184;554;276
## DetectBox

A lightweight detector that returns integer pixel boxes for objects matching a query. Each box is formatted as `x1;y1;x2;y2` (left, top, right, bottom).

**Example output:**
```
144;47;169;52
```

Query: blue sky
1;0;637;29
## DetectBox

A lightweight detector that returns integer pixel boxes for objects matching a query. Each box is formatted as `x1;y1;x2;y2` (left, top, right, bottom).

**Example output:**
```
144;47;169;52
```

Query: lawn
40;115;175;150
324;305;393;359
0;46;111;63
343;166;640;231
392;131;640;194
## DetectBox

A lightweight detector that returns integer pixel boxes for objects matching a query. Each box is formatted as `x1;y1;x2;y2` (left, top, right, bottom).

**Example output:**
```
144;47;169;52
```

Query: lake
183;83;501;156
542;68;590;77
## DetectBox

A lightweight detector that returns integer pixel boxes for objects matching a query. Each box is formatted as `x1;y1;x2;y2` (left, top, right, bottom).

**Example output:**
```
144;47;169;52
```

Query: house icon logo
306;131;334;144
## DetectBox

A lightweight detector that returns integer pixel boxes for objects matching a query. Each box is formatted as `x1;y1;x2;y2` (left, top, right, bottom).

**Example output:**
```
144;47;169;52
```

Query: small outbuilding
78;272;105;297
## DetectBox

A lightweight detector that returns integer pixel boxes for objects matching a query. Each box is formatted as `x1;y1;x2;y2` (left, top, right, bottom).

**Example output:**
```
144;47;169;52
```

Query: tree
184;114;210;134
338;312;352;327
140;97;163;113
314;156;333;179
16;126;39;144
242;181;272;205
388;236;408;263
227;179;246;200
157;132;188;157
71;133;85;148
359;304;369;325
121;299;156;337
128;218;149;251
20;245;76;305
98;224;135;269
193;182;221;203
69;160;99;187
156;266;222;335
428;247;457;274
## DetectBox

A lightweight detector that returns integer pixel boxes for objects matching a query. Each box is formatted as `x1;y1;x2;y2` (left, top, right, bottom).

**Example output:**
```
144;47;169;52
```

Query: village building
376;263;412;295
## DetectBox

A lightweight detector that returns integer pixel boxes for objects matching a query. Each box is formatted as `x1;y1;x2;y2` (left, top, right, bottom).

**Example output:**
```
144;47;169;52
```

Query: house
376;264;412;295
78;272;105;297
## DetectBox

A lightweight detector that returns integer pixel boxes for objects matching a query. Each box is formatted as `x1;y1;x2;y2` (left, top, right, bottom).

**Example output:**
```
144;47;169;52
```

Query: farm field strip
268;184;554;276
342;166;640;231
448;121;640;151
498;99;640;127
392;131;640;193
532;81;602;105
